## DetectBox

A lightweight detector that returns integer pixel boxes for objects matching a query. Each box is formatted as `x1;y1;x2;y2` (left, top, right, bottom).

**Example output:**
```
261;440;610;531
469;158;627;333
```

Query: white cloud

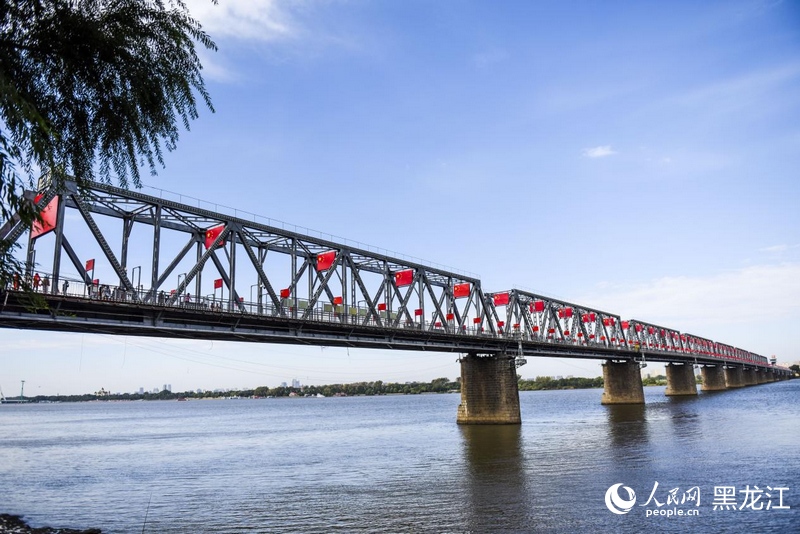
472;49;508;68
760;244;800;253
669;62;800;116
184;0;296;42
578;263;800;357
582;145;617;158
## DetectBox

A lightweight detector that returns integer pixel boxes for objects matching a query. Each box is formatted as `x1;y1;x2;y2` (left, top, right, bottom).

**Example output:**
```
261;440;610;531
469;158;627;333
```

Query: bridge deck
0;290;769;369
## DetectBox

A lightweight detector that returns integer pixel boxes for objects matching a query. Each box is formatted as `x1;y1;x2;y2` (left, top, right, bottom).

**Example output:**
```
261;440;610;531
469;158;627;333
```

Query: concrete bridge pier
755;370;766;384
742;367;757;386
725;366;745;388
456;353;521;425
601;359;645;405
665;363;698;396
700;365;727;391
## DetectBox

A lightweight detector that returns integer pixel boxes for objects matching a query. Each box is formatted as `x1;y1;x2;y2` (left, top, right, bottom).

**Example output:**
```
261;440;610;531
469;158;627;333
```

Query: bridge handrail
4;271;778;369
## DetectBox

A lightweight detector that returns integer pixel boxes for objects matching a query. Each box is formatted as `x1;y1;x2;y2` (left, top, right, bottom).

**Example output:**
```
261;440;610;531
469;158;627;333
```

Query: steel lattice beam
0;179;780;373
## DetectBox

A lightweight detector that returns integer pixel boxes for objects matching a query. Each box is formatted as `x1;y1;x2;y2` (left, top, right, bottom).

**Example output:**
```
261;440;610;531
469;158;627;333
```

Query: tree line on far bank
23;375;611;402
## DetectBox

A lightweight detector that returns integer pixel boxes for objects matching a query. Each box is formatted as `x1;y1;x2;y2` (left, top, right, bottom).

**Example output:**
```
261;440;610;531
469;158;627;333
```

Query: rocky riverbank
0;515;100;534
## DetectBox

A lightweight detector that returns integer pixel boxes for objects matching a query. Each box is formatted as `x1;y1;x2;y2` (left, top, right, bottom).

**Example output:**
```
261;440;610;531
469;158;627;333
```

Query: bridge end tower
600;359;645;405
456;353;521;425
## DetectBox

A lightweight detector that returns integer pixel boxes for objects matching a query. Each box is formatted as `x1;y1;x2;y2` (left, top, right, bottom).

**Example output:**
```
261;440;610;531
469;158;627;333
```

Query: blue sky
2;0;800;395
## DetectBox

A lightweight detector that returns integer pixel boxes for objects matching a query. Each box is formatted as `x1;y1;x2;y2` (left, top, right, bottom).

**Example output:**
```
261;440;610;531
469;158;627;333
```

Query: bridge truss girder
0;180;781;374
15;180;492;335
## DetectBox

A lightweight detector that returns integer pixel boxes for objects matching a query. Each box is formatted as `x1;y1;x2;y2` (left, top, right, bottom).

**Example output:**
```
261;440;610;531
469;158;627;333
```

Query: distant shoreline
4;376;610;403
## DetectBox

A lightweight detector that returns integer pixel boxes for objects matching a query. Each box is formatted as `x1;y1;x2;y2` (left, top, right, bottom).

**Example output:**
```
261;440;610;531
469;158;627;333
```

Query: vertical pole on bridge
600;360;645;405
456;353;521;425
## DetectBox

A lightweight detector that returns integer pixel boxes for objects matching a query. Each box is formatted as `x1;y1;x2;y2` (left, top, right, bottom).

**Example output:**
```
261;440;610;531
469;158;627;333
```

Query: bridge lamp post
357;300;369;324
131;266;141;295
177;273;186;299
250;283;261;314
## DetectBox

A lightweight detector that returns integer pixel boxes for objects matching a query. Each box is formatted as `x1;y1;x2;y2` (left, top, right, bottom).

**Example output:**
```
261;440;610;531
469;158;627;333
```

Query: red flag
85;259;95;272
92;279;99;285
474;317;482;324
497;321;505;328
414;308;423;316
446;313;454;321
493;293;509;306
333;296;343;305
214;278;223;289
204;224;226;250
453;282;470;298
622;321;630;330
31;194;59;239
532;300;545;313
280;288;291;299
377;303;387;311
394;269;414;287
316;250;337;271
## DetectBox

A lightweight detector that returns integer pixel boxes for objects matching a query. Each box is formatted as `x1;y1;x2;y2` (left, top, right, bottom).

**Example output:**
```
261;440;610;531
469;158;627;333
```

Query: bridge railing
5;273;641;348
8;272;781;369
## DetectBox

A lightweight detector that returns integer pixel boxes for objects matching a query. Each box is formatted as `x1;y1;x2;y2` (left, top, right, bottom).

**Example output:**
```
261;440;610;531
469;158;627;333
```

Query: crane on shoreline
0;380;28;404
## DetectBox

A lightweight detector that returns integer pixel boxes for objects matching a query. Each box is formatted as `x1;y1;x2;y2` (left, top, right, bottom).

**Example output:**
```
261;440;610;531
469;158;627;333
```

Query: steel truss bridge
0;180;788;375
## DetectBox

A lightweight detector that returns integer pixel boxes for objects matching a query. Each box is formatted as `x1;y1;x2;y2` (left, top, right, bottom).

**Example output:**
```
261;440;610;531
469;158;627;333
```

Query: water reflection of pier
460;425;534;532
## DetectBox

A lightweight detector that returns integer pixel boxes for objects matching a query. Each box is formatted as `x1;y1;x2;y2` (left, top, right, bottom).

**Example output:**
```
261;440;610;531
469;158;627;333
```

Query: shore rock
0;515;101;534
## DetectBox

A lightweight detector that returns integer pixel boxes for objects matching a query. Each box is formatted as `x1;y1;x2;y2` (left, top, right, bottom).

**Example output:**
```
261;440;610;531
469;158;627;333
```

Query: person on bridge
42;276;50;294
62;280;69;295
32;273;40;291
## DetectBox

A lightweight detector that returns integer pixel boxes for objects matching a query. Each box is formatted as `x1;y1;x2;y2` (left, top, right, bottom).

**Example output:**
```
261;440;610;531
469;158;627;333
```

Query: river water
1;381;797;533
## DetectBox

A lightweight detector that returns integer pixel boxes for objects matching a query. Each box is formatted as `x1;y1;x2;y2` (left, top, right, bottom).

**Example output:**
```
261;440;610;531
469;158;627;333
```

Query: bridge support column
601;360;644;405
725;366;745;388
456;353;521;425
700;365;727;391
742;368;757;386
665;363;698;396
